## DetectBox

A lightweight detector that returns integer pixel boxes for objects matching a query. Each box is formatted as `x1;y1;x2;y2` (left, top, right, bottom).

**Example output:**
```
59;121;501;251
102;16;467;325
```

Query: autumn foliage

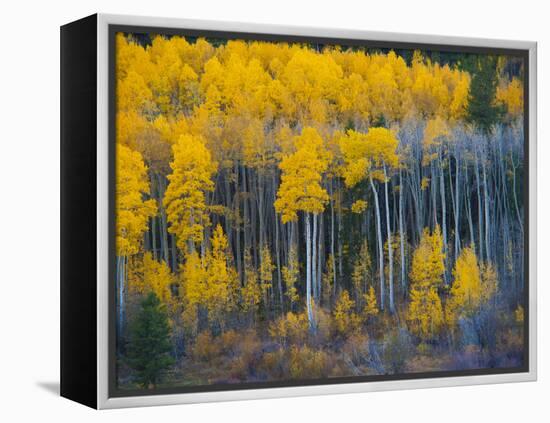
115;33;526;389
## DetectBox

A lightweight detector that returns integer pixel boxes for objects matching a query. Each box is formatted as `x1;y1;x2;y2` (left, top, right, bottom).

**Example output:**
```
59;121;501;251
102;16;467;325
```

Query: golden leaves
163;134;217;251
116;145;156;256
274;127;332;222
339;127;399;187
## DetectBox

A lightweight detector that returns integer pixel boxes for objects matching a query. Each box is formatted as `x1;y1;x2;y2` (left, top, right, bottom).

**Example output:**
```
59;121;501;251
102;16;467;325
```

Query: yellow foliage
259;244;275;295
116;144;156;256
333;290;361;336
422;116;450;165
179;250;206;307
409;226;445;290
363;286;379;320
351;199;368;214
481;262;498;304
204;225;234;324
339;127;399;187
142;252;173;306
322;254;335;306
407;226;445;340
446;247;482;326
352;240;371;304
268;311;309;346
274;127;332;223
282;245;300;307
408;286;444;339
496;77;523;119
289;346;331;379
241;250;261;313
164;134;217;252
515;304;524;324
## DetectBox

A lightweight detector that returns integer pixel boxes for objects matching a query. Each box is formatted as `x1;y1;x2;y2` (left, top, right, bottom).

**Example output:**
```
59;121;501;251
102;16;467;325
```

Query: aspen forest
114;32;526;390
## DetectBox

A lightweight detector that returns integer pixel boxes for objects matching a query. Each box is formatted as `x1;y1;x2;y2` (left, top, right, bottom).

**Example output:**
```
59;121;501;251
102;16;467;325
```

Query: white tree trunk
383;165;394;313
482;158;491;261
454;155;461;262
474;150;484;262
311;213;317;299
439;152;448;284
369;176;384;311
399;170;406;290
117;255;126;347
330;180;337;292
305;213;314;329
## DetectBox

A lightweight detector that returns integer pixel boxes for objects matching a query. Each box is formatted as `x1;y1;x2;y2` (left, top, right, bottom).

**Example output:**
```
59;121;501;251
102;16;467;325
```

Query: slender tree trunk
399;169;406;291
312;213;318;301
157;174;170;265
464;164;475;246
431;162;438;227
305;212;314;329
383;165;394;313
454;155;461;262
330;179;337;293
439;151;448;284
511;155;524;235
317;213;324;301
275;214;283;312
369;176;384;311
474;150;484;262
482;156;491;261
117;255;126;350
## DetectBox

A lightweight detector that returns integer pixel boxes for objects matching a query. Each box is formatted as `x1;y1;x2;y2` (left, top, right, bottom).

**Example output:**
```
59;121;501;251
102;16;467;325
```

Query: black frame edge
60;13;98;409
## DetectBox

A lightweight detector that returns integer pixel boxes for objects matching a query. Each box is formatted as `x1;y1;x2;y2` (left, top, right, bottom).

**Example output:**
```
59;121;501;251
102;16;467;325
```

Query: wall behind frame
0;1;546;422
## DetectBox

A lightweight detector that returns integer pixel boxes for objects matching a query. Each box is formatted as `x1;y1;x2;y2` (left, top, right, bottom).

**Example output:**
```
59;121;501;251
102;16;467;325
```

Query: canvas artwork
113;30;527;394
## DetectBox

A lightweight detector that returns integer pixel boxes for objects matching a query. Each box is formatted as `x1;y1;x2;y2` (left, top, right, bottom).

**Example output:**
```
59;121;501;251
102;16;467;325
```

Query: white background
0;0;546;421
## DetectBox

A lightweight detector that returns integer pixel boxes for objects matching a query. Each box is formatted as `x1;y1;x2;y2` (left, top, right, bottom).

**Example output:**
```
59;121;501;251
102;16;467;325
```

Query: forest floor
117;317;524;391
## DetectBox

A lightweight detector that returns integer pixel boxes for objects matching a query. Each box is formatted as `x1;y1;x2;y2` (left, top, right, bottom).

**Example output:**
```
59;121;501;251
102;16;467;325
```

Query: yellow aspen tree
446;247;488;328
363;286;379;322
421;116;451;283
164;134;217;254
143;252;174;308
179;250;206;336
407;226;445;340
205;224;233;330
333;290;361;336
241;249;261;315
116;144;157;340
275;127;332;330
282;246;300;310
339;127;399;313
352;239;371;308
481;262;498;304
259;244;275;304
496;77;524;120
117;70;155;116
116;144;157;257
322;254;335;307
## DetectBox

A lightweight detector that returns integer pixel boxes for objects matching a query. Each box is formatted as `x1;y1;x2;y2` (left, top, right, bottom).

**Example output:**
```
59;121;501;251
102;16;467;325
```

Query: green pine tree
126;292;174;388
466;55;505;134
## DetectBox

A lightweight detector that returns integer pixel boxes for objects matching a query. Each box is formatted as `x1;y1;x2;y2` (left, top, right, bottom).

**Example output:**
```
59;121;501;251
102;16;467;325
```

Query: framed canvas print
60;14;537;409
